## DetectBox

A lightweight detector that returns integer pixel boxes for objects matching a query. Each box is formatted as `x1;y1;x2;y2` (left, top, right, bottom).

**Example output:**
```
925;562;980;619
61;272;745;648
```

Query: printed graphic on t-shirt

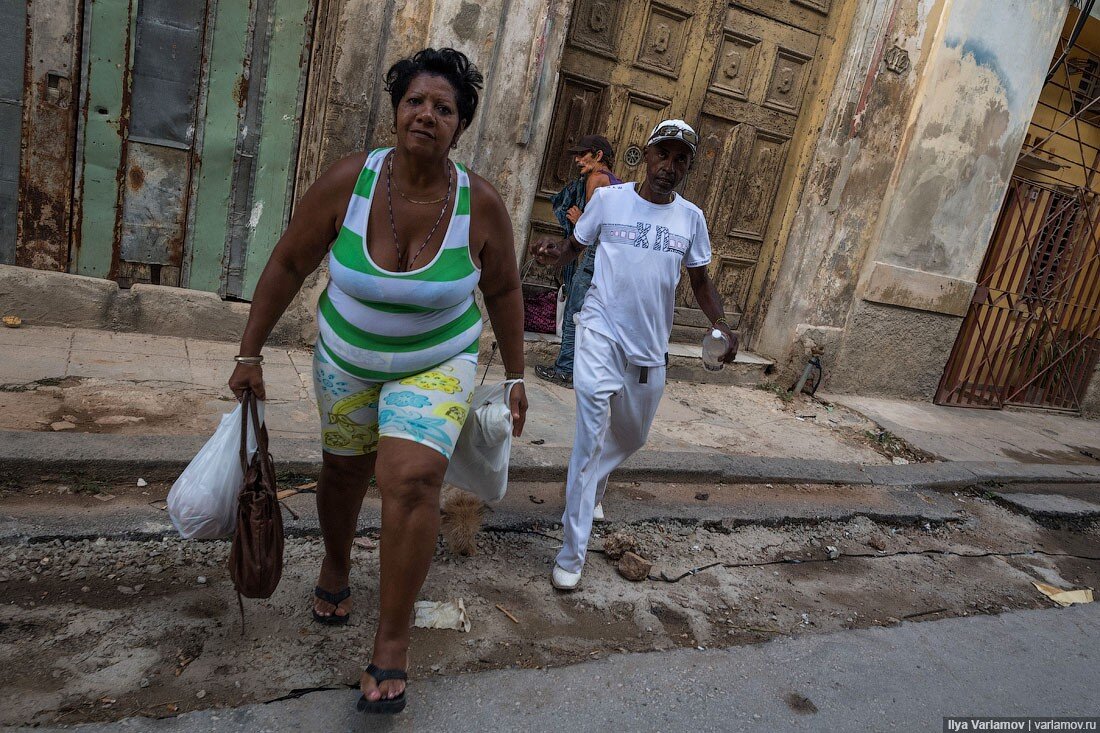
600;222;691;257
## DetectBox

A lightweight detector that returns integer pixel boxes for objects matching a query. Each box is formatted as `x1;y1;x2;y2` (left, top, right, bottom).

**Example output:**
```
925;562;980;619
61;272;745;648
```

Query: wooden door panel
609;90;672;183
726;129;791;241
633;1;695;80
569;0;629;60
537;74;608;198
732;0;829;34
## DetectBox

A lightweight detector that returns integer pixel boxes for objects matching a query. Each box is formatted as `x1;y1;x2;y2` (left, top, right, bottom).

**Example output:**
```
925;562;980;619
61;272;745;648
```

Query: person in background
534;134;622;389
530;120;737;591
228;48;527;715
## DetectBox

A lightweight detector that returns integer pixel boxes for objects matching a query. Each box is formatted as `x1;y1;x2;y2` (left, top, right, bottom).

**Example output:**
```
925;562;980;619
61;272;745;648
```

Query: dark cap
567;134;615;162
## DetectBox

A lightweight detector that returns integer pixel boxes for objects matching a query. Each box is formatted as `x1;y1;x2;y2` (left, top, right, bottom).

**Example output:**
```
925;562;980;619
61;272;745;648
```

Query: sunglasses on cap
649;124;699;146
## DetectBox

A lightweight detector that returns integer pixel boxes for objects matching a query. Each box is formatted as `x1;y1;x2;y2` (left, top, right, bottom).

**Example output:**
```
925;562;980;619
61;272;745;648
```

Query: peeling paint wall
757;0;1068;399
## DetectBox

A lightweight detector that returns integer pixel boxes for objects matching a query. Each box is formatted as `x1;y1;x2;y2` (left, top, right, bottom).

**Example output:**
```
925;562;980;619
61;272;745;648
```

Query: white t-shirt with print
572;183;712;367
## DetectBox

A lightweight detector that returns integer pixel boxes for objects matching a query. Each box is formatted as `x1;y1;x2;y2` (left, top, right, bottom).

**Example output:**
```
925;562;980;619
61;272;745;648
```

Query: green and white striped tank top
316;148;482;381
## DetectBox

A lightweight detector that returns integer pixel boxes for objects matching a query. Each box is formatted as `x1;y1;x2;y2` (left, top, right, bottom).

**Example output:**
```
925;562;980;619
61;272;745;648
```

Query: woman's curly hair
384;48;484;129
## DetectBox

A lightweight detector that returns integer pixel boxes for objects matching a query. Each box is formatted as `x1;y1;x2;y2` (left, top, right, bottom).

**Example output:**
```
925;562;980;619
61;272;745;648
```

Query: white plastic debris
892;457;909;465
826;545;841;560
414;599;471;632
137;478;148;487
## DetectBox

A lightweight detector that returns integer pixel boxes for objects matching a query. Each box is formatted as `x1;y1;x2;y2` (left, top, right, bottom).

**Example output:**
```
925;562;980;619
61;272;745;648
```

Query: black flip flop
357;663;408;714
311;586;351;625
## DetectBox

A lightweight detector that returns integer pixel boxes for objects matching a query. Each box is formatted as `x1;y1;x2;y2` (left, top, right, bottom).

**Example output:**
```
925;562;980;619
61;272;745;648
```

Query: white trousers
556;326;665;573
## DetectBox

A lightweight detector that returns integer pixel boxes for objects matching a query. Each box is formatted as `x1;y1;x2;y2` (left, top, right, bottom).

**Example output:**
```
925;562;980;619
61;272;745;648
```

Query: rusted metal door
15;0;81;272
72;0;314;297
0;0;25;264
72;0;207;286
528;0;834;338
936;28;1100;411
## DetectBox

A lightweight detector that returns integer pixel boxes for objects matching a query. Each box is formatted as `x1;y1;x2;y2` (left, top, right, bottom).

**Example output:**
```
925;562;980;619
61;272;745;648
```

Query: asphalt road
26;603;1099;733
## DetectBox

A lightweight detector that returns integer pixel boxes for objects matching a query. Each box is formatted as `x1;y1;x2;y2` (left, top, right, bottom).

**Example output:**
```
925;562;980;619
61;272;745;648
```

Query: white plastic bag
167;400;264;539
444;380;518;503
555;285;567;338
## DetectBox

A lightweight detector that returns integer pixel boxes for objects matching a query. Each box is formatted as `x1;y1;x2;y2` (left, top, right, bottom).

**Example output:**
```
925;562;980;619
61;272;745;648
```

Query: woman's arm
471;174;528;436
228;153;364;399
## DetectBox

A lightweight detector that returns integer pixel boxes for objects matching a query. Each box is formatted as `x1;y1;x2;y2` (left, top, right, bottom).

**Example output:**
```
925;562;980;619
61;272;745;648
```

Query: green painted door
74;0;314;298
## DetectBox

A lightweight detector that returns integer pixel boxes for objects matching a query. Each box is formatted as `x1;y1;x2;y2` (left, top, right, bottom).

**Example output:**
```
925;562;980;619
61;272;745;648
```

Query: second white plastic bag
167;400;264;540
444;380;518;503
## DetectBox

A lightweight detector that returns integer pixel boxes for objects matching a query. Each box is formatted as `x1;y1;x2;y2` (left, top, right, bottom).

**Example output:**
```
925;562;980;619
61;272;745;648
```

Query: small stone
56;486;71;495
617;551;653;582
602;532;638;561
868;537;887;551
81;586;90;593
50;421;76;431
196;690;206;699
118;586;135;595
95;537;107;546
196;576;207;585
137;478;148;487
62;415;79;424
140;678;150;688
694;492;709;501
892;456;909;465
825;545;840;560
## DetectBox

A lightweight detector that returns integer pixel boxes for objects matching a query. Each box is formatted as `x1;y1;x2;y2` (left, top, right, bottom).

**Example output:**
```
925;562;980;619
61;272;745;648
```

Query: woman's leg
313;451;376;619
362;436;449;701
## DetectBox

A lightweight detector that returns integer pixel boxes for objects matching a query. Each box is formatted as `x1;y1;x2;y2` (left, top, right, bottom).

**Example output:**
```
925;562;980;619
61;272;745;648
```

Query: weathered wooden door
529;0;714;245
679;2;827;328
72;0;313;298
529;0;834;337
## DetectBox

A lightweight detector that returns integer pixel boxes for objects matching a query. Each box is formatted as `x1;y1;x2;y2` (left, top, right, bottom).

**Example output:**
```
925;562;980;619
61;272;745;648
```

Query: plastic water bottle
701;328;729;371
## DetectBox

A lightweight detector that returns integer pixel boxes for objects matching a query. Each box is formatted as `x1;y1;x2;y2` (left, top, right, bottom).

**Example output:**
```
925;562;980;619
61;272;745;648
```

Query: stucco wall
758;0;1068;398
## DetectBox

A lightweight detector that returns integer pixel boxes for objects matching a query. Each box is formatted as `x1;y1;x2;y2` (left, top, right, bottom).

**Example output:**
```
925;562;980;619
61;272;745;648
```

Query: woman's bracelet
234;355;264;365
713;318;731;330
505;371;525;380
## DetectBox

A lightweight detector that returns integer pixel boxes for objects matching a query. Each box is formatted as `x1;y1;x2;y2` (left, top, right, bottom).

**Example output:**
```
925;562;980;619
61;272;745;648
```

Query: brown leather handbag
228;391;284;603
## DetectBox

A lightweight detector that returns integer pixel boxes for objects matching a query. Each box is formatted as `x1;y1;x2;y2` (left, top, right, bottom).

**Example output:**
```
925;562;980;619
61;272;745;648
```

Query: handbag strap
239;391;252;475
239;390;270;475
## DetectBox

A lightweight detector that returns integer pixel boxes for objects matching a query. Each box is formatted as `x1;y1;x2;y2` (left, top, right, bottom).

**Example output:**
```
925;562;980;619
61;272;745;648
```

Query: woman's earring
390;124;397;134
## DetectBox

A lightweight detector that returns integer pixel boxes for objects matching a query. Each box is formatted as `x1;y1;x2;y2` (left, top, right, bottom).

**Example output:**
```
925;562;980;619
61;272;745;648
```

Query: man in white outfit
531;120;738;590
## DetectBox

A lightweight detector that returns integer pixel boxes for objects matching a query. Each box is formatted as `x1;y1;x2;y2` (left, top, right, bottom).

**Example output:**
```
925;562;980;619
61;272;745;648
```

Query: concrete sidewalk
19;604;1099;732
2;325;1099;484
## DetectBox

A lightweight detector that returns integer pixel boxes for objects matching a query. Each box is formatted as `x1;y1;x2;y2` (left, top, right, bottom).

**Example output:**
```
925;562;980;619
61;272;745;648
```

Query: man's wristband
234;355;264;365
505;371;525;380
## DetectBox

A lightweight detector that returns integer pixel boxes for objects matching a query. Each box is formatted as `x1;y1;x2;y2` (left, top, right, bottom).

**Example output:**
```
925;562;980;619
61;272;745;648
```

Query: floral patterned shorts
312;351;478;459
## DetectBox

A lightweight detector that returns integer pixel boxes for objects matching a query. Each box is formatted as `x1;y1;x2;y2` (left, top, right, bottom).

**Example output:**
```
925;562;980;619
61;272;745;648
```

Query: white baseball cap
647;119;698;155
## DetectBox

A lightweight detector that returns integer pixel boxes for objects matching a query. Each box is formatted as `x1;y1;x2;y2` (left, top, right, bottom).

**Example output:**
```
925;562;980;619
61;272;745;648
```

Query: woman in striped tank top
228;48;527;714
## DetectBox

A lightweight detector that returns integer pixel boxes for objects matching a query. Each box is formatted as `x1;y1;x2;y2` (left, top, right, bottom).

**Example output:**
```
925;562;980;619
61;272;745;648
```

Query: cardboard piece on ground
414;599;471;632
1033;581;1095;607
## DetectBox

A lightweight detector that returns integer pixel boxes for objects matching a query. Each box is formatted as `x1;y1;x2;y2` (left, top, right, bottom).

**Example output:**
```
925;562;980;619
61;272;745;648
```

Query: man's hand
530;236;566;267
565;205;583;224
717;324;739;364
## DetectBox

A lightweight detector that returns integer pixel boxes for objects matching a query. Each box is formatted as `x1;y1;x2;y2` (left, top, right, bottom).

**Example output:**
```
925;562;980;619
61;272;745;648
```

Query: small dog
440;485;485;556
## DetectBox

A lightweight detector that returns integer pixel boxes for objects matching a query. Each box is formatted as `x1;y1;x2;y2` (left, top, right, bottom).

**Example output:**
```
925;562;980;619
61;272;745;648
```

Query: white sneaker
593;503;605;521
551;564;582;591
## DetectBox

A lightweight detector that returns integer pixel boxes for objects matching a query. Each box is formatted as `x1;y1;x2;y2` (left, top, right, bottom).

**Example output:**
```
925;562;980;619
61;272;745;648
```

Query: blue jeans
554;245;596;375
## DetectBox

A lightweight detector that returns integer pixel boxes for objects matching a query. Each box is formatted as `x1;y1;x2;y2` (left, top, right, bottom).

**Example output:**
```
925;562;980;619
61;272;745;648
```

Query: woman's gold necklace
386;152;453;271
390;160;451;204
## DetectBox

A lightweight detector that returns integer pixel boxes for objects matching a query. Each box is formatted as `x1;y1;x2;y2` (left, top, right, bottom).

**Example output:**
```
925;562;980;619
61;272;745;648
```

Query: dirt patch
0;492;1096;726
0;377;224;435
